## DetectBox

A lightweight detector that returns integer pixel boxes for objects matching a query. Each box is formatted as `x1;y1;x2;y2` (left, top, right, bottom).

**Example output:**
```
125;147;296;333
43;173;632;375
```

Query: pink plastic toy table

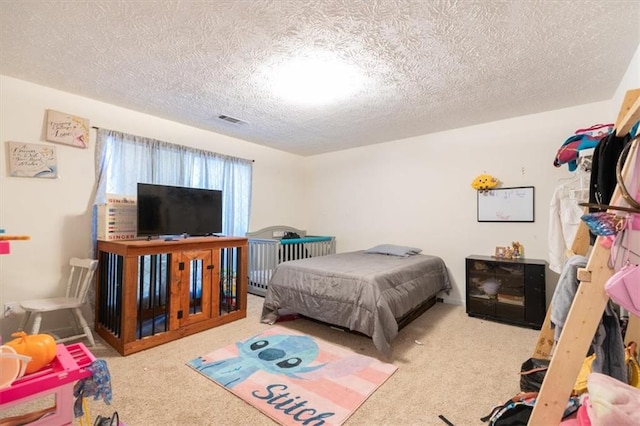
0;343;95;425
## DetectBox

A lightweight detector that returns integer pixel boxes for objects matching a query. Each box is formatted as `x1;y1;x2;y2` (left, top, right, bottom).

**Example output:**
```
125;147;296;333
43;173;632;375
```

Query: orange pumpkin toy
5;331;57;374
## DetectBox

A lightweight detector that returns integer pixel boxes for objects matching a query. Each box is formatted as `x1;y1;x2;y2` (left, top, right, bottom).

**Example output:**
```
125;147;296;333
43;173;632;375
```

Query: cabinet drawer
468;298;496;316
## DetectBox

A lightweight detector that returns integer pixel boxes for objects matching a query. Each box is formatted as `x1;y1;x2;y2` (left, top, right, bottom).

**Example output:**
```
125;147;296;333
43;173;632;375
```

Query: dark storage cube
465;255;546;329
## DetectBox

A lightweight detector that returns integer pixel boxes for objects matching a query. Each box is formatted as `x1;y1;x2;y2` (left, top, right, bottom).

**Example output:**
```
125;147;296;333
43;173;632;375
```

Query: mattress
260;250;451;357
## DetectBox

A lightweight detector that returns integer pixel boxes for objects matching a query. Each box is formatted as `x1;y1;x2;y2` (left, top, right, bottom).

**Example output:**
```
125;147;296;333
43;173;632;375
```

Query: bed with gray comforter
260;250;451;357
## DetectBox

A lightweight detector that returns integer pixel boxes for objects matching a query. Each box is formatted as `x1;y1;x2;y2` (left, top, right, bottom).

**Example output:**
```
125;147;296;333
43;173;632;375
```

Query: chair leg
30;313;42;335
72;308;95;346
69;309;81;334
18;310;31;331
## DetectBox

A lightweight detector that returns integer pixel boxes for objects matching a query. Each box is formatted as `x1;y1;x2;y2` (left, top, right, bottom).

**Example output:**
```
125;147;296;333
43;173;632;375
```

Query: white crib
246;225;336;296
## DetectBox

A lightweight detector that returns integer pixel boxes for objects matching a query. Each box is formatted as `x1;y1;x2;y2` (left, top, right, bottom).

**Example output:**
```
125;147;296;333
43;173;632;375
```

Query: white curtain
93;129;252;240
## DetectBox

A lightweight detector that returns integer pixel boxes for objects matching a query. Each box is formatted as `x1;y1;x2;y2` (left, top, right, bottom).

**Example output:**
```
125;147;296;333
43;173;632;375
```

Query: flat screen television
137;183;223;238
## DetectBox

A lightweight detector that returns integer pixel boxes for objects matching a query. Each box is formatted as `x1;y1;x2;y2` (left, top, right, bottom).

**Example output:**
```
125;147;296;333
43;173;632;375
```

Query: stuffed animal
471;174;500;191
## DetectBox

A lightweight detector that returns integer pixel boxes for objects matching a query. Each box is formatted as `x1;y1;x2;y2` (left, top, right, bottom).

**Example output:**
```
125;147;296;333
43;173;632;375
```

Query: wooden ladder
528;88;640;425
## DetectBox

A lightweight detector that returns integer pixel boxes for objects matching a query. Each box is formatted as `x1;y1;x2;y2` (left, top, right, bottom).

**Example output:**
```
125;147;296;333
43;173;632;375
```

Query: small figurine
504;247;514;259
511;241;523;258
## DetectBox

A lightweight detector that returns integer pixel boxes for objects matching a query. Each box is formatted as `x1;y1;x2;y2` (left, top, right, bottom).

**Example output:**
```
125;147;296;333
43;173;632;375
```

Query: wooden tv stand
95;236;247;355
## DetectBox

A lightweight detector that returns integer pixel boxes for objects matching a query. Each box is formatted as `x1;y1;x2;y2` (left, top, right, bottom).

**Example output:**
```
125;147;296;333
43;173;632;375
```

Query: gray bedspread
260;250;451;357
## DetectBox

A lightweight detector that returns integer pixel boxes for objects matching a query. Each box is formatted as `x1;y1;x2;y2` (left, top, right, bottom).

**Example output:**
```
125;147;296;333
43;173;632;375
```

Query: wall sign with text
7;141;58;178
46;109;90;148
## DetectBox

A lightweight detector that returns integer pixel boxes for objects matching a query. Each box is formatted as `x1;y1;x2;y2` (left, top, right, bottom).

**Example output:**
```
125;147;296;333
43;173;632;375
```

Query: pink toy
0;229;30;255
0;241;10;254
0;343;95;425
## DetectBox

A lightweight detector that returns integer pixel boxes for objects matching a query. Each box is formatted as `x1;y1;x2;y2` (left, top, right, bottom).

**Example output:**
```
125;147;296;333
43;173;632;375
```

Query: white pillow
364;244;422;257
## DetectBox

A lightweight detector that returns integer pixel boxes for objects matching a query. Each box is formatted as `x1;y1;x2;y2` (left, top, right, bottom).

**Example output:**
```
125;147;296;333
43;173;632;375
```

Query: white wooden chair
18;257;99;346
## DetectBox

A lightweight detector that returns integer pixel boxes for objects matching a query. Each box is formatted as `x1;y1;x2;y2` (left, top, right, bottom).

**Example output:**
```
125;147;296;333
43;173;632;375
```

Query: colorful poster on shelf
46;109;90;148
7;141;58;178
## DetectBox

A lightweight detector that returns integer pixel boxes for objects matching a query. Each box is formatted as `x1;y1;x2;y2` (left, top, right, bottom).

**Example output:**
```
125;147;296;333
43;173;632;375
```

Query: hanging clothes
550;256;626;384
589;121;639;210
589;132;633;207
548;161;591;273
587;130;636;244
553;123;614;171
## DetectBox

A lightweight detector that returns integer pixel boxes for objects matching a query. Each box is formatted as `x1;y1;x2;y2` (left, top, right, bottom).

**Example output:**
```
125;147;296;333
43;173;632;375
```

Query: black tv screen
137;183;223;237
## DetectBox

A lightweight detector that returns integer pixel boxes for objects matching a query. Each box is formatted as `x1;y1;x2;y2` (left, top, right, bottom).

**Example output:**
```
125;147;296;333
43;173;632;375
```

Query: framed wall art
46;109;90;148
7;141;58;178
478;186;535;222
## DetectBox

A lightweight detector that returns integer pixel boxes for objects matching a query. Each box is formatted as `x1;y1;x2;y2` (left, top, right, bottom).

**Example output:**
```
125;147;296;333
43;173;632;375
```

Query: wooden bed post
529;89;640;425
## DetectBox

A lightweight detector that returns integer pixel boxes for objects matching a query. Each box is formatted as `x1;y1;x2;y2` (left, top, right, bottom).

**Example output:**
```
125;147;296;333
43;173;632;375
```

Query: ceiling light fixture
268;52;364;106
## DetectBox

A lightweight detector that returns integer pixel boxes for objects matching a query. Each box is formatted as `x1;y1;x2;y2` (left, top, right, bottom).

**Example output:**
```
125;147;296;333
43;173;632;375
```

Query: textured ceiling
1;1;639;156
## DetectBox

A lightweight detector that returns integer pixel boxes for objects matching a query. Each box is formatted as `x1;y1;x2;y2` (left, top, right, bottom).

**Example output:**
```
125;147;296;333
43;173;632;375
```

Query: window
93;129;252;239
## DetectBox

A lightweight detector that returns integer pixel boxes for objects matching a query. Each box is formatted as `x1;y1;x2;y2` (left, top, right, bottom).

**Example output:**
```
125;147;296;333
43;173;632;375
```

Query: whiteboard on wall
477;186;535;222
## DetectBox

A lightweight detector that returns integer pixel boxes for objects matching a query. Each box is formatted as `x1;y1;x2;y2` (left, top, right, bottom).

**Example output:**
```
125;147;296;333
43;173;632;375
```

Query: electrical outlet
3;302;22;318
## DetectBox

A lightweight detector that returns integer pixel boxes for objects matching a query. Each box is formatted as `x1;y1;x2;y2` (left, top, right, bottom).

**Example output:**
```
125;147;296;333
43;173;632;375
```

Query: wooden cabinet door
173;249;218;327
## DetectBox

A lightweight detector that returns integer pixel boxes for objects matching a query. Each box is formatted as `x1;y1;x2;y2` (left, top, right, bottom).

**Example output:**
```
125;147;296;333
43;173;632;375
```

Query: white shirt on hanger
548;170;590;273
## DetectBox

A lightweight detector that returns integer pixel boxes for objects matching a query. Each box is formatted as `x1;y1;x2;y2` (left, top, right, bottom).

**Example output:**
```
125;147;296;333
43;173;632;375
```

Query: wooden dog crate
95;236;247;355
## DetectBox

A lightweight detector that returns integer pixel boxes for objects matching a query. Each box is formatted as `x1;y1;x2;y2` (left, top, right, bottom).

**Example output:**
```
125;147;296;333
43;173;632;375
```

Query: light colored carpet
3;295;540;425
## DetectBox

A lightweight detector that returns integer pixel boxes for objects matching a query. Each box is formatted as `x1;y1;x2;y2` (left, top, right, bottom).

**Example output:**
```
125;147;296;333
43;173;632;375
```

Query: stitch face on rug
189;332;326;388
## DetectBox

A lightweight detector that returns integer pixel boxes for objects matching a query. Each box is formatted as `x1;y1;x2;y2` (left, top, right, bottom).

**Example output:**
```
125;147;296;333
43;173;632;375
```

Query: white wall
612;43;640;117
0;76;307;341
304;102;613;305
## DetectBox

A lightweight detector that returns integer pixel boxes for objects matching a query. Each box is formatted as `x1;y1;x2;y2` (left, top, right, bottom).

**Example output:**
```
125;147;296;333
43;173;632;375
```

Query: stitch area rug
187;326;397;425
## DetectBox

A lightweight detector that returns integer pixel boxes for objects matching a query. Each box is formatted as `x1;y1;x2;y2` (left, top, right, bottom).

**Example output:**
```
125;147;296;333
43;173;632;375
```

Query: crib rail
247;235;335;296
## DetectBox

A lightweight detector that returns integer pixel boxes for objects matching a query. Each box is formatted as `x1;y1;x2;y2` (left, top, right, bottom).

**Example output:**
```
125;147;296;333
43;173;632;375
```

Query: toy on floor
5;331;57;374
0;343;96;426
0;345;31;389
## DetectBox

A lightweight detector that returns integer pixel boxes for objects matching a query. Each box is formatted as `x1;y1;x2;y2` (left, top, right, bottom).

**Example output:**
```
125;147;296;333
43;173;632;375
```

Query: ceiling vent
218;115;247;125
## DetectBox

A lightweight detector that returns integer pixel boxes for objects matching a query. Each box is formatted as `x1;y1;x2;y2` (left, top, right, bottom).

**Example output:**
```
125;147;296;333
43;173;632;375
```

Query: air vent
218;115;247;125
